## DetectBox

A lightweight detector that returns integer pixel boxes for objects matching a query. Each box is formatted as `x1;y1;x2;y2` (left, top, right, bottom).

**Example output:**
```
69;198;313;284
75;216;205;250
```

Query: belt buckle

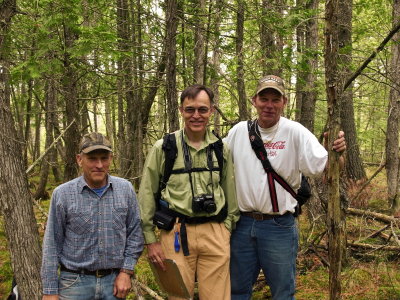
253;212;264;221
95;270;105;278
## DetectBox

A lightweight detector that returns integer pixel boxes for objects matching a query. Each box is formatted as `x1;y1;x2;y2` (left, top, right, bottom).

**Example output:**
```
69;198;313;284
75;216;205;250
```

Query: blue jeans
230;213;298;300
59;270;122;300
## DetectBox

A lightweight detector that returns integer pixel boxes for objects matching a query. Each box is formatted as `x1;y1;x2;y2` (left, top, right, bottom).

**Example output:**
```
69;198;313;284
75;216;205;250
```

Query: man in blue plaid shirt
41;132;144;300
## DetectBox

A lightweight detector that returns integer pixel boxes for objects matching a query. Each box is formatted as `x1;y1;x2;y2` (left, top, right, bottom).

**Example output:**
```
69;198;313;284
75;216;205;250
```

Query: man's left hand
113;272;132;299
324;131;346;153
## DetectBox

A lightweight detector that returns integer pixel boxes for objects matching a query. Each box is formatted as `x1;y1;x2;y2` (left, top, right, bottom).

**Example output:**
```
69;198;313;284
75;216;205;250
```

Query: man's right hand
42;295;59;300
147;242;167;271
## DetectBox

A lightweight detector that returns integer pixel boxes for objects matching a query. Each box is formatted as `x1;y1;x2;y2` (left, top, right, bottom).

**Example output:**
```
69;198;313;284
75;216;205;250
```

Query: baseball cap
79;132;112;153
256;75;285;95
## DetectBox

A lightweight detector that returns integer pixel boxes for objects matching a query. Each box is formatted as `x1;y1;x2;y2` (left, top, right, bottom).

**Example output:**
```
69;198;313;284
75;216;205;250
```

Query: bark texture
386;0;400;214
0;1;43;298
325;0;344;297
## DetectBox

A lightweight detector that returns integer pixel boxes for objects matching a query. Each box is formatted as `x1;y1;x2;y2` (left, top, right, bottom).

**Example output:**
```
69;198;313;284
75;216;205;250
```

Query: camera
192;194;216;213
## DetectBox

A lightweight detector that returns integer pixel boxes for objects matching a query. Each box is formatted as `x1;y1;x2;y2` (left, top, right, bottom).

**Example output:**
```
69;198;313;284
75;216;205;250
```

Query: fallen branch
348;241;400;252
346;207;399;224
391;222;400;247
133;279;164;300
357;225;389;243
308;245;330;268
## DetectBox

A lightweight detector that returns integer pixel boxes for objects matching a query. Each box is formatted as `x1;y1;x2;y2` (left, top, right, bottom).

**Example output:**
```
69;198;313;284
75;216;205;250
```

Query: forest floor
0;169;399;299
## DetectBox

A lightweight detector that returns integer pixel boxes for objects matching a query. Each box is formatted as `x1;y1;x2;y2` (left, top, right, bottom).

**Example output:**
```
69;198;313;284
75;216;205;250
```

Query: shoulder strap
247;120;298;212
154;133;178;209
211;130;224;179
161;133;178;191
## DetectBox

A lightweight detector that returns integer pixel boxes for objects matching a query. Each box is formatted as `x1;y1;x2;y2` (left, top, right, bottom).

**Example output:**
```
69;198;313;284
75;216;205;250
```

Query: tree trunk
339;0;367;183
165;0;180;132
236;0;248;121
193;0;206;84
33;97;42;162
210;0;223;134
325;0;344;297
260;0;282;76
62;23;81;181
296;0;319;132
23;79;33;167
33;80;56;200
116;0;133;178
386;0;400;215
0;1;43;298
49;78;62;183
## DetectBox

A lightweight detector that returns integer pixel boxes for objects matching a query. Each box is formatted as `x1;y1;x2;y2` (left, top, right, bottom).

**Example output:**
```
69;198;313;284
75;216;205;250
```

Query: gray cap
79;132;112;154
256;75;285;95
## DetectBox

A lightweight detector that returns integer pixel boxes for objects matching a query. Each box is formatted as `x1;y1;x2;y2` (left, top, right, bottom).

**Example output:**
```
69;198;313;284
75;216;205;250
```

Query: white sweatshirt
224;117;327;214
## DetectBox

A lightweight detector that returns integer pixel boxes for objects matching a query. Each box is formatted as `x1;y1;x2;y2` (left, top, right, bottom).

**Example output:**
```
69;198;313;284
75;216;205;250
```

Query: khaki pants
161;222;231;300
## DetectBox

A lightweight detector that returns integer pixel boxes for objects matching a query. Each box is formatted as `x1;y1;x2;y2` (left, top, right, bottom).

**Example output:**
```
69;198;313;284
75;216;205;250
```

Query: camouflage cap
79;132;112;154
256;75;285;96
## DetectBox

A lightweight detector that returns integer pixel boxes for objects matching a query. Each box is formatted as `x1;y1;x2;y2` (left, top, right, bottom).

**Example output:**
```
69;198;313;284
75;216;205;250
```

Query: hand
147;242;167;271
42;295;59;300
113;272;132;299
324;131;346;153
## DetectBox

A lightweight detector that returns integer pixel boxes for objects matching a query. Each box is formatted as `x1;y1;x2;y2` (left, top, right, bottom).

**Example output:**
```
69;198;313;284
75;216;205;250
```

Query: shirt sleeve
41;189;65;295
298;130;328;177
221;142;240;232
122;183;144;269
138;140;164;244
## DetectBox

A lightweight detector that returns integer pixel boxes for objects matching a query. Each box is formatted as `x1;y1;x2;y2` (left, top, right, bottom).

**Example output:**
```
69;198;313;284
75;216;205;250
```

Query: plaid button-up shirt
41;175;144;295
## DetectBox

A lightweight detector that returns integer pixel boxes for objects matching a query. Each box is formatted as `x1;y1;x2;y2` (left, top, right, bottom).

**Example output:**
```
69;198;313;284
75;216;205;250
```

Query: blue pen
174;219;181;252
174;231;180;252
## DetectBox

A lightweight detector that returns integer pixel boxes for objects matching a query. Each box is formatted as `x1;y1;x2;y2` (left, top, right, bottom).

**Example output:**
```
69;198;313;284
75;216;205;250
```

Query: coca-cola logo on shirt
264;140;286;150
263;140;286;157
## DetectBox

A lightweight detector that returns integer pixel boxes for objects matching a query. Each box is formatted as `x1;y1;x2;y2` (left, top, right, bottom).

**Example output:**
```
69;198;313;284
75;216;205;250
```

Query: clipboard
149;259;190;299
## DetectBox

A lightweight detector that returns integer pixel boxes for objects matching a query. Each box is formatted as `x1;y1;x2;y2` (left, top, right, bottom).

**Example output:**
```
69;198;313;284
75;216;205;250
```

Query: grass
0;168;399;299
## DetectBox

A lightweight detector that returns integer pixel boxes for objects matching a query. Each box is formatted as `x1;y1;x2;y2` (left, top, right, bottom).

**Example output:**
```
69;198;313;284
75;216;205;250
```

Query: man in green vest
139;84;239;300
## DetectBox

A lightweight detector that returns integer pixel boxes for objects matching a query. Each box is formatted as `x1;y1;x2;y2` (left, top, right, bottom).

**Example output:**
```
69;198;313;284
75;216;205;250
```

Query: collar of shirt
77;175;114;194
181;128;219;151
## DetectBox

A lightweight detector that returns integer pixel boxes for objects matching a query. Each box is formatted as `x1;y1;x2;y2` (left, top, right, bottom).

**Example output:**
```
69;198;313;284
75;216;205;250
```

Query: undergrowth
0;168;399;299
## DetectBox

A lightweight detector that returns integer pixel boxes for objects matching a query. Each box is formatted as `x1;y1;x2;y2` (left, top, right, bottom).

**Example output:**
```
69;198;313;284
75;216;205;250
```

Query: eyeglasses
182;106;210;114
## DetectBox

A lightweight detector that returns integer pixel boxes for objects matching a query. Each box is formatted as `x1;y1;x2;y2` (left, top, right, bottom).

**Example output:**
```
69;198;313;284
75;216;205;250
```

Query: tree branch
346;207;400;224
26;119;76;174
344;20;400;90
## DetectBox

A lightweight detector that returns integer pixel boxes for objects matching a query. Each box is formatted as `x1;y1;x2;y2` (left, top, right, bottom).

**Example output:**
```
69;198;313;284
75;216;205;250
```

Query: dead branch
348;241;400;252
349;162;385;205
390;222;400;247
346;207;399;224
26;119;76;174
344;20;400;90
357;225;389;243
308;245;330;268
133;279;164;300
213;104;236;125
131;279;145;300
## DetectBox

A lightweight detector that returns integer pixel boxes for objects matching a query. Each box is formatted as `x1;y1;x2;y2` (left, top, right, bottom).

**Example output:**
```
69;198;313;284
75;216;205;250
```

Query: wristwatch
119;268;135;277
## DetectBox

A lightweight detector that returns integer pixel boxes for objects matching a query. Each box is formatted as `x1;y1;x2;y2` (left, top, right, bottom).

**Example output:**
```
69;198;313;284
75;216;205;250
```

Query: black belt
60;264;118;278
240;211;292;221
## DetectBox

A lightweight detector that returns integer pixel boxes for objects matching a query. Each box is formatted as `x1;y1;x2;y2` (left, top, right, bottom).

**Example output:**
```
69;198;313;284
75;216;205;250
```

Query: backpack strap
211;130;224;179
247;120;298;213
161;133;178;187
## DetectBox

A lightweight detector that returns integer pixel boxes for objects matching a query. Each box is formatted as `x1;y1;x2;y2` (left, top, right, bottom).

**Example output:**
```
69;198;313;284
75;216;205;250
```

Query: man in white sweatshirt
225;75;346;300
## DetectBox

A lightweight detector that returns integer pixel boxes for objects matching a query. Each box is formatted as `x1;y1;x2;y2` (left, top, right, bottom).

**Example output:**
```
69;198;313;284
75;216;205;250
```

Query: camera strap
181;130;215;200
